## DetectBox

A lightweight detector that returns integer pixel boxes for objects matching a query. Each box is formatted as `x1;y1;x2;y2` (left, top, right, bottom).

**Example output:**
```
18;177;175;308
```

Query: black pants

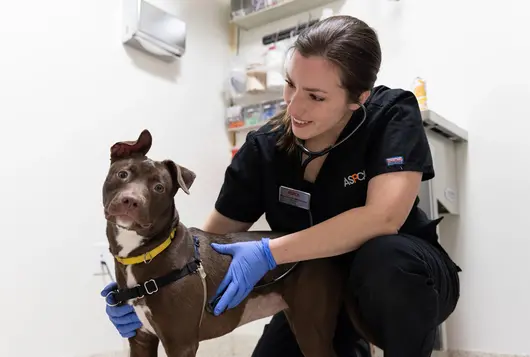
250;233;461;357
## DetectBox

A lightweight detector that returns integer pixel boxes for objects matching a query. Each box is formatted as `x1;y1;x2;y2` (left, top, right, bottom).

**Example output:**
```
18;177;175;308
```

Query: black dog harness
105;236;206;313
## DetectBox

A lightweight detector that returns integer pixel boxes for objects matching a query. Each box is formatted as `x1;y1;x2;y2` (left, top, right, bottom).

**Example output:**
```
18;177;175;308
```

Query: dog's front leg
129;331;159;357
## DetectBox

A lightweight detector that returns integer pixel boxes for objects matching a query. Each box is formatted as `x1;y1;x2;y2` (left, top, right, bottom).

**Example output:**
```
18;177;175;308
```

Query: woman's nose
286;92;305;119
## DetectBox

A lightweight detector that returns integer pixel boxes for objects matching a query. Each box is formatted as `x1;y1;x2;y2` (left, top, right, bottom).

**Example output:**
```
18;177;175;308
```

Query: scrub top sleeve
365;91;434;182
214;133;264;223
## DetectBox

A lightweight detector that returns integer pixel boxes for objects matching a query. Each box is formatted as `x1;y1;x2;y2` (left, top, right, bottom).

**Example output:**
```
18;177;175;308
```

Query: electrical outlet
93;241;115;284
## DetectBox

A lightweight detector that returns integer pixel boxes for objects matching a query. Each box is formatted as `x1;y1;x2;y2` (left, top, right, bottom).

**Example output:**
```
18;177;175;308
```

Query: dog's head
102;129;195;235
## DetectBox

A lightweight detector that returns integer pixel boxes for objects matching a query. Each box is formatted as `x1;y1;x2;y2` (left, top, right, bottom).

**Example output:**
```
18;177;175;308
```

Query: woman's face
283;50;360;142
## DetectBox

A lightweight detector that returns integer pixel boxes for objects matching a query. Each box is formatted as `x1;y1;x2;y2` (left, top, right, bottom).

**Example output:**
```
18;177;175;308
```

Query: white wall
236;0;530;355
1;0;528;356
0;0;233;356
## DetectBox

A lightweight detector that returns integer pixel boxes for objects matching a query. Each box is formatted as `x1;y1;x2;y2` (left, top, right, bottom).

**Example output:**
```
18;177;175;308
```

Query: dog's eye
117;170;128;179
154;184;165;193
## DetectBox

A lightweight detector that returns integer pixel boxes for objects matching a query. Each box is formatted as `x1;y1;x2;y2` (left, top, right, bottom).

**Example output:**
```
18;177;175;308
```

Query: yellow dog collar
114;228;177;265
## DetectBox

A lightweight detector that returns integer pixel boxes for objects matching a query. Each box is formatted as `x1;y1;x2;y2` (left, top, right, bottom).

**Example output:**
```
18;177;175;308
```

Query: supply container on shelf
412;77;428;111
261;100;278;121
246;64;268;93
226;105;244;129
242;104;263;127
230;0;252;18
230;0;284;19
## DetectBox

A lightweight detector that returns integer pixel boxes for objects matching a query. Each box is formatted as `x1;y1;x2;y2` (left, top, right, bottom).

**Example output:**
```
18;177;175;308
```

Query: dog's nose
121;196;140;209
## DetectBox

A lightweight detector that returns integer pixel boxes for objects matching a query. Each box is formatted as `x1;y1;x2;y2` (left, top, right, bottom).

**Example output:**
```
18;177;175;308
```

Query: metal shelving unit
230;0;338;30
226;0;338;154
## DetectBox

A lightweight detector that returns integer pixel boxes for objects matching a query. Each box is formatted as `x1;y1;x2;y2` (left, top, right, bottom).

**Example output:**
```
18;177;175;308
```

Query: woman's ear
359;90;371;104
348;90;371;111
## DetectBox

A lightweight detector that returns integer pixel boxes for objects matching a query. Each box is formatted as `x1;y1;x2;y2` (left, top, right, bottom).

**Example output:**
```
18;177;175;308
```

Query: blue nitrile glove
209;238;277;316
100;282;143;338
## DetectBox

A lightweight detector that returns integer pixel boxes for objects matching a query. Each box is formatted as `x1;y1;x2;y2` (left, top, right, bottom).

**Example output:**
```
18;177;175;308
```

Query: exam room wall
0;0;234;356
235;0;530;355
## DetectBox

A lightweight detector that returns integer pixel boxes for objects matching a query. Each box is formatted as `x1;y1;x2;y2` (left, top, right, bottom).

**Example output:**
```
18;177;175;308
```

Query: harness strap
110;260;200;303
106;236;208;325
197;263;207;326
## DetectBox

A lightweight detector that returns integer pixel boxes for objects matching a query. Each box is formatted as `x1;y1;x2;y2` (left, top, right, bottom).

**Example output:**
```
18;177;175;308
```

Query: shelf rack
421;109;468;142
228;109;469;137
230;0;338;30
231;86;284;107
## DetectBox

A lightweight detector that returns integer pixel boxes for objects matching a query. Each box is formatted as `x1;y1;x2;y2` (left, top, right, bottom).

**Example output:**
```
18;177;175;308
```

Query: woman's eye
154;184;165;193
310;94;325;102
117;170;128;179
285;79;324;101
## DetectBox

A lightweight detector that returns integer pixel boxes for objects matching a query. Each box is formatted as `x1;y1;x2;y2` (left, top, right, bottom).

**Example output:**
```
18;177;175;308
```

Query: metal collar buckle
144;279;159;295
143;252;154;264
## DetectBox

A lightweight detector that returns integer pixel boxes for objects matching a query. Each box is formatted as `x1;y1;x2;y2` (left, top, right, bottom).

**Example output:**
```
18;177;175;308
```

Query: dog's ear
110;130;152;164
163;160;196;195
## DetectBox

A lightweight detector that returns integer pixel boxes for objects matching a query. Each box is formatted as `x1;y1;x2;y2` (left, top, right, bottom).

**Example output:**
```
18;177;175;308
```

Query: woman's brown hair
268;15;382;153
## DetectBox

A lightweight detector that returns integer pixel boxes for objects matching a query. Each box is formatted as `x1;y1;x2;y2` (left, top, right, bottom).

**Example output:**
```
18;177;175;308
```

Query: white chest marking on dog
115;227;157;336
125;265;157;335
115;225;144;257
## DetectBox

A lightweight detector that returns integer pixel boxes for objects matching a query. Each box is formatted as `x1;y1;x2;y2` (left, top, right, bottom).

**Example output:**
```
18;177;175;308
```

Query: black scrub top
215;85;438;240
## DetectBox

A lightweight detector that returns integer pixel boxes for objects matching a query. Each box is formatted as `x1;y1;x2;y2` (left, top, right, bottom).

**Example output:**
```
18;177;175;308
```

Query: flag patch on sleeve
386;156;404;166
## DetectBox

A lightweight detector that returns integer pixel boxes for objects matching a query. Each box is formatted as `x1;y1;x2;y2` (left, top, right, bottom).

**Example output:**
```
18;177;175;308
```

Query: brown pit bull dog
101;129;367;357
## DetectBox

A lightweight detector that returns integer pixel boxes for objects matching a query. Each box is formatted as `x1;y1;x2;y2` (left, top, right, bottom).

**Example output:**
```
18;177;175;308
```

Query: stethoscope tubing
295;104;367;170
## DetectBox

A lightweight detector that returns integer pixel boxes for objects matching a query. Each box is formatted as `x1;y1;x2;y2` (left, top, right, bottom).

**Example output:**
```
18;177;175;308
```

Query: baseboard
87;352;125;357
448;351;530;357
372;347;528;357
373;348;449;357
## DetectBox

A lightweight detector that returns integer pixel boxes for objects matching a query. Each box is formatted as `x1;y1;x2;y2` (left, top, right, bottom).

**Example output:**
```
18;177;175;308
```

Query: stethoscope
209;106;370;313
250;104;368;291
296;103;367;172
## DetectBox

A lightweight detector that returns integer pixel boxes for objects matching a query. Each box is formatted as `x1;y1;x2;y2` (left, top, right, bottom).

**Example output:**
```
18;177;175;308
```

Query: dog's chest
115;227;157;336
125;265;157;336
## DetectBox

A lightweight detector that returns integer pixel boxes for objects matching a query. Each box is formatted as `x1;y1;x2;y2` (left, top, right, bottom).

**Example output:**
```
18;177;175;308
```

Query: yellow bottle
412;77;428;111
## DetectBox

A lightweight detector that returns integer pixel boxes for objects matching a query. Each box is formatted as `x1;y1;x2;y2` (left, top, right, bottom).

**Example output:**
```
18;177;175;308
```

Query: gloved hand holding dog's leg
101;282;143;338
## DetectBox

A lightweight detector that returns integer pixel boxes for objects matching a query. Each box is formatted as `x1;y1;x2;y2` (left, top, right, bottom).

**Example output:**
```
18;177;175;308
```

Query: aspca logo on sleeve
344;170;366;187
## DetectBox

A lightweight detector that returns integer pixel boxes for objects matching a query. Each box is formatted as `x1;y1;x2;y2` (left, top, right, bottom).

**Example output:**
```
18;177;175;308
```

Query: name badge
278;186;311;211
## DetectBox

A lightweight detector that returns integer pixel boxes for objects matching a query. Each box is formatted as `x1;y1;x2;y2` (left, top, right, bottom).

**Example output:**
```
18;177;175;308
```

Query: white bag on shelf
265;44;285;90
225;56;248;100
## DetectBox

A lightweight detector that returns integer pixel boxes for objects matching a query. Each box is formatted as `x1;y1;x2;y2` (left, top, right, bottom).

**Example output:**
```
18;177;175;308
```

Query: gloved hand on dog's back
209;238;277;316
101;282;142;338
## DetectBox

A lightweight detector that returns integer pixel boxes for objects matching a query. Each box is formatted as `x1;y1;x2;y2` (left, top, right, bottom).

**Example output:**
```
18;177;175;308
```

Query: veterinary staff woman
102;15;461;357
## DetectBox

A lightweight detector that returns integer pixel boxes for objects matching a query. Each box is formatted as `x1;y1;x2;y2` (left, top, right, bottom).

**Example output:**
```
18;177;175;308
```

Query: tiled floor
92;346;529;357
196;333;259;357
89;320;268;357
91;328;530;357
196;319;267;357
